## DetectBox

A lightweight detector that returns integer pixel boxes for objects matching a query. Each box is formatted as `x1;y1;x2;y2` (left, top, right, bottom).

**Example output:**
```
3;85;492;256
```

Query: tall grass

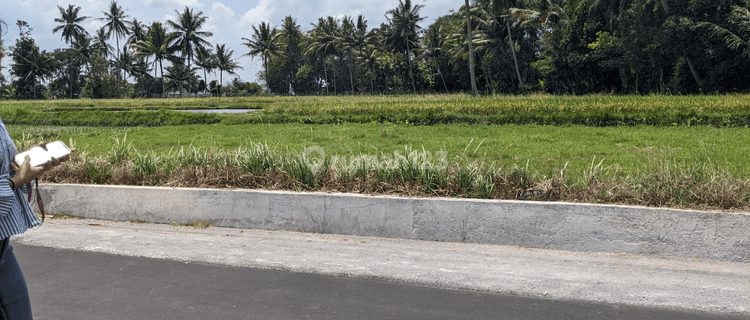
40;140;750;211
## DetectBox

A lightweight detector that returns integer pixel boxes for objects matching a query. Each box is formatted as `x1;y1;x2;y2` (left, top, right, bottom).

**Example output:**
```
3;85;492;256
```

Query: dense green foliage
2;0;750;99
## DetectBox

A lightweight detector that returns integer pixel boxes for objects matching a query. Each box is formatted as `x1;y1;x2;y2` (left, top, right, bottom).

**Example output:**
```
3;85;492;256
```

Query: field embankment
2;94;750;127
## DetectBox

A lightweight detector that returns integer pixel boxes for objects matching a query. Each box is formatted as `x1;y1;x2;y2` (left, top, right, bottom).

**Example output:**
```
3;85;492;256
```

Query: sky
0;0;458;85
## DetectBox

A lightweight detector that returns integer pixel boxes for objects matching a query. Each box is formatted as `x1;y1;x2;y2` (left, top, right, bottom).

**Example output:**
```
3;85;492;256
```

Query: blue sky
0;0;458;85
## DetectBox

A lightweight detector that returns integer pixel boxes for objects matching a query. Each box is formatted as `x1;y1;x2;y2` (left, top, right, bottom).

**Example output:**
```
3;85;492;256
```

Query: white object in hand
14;141;71;167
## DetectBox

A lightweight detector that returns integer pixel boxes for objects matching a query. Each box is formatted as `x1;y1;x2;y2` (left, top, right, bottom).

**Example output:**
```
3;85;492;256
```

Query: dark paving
13;243;748;320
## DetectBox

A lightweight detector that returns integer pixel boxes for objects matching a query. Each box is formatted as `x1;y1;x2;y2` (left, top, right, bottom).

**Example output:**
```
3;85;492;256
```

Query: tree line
1;0;749;99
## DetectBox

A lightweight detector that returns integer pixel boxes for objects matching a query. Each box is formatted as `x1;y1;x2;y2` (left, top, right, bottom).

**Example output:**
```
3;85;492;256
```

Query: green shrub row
2;108;750;127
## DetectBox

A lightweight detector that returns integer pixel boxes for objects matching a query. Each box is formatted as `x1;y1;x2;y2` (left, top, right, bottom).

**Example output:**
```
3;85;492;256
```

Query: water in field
177;109;260;114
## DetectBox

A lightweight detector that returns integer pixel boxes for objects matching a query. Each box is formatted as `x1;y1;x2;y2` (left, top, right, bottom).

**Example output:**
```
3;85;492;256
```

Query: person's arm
9;154;57;190
9;141;71;190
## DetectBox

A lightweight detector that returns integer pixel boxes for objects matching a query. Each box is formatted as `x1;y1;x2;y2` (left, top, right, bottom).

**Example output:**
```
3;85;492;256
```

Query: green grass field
3;94;750;210
9;123;750;182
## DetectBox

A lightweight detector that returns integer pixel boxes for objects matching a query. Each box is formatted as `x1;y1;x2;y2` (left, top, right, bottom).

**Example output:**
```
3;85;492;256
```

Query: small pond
177;109;260;114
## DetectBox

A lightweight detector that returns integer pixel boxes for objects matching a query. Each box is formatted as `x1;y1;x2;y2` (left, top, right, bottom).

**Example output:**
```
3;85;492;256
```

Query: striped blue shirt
0;118;40;240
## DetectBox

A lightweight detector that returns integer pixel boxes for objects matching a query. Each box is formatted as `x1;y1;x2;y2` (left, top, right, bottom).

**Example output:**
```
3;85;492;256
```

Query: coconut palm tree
99;0;131;63
357;44;382;93
133;21;177;97
13;46;56;99
53;4;90;99
53;5;90;47
337;16;358;93
92;27;114;58
421;21;450;92
168;6;213;95
242;22;280;94
164;62;195;95
194;46;215;96
699;1;750;59
304;17;339;94
114;44;134;81
127;18;147;46
280;16;303;92
385;0;426;94
72;33;95;73
213;43;242;97
464;0;479;95
481;0;524;91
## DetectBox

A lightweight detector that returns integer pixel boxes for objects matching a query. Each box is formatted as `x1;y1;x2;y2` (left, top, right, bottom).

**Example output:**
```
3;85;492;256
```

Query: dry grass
41;149;750;212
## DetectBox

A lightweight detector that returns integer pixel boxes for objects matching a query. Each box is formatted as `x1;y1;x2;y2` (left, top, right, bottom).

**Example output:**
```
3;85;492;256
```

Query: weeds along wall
40;141;750;212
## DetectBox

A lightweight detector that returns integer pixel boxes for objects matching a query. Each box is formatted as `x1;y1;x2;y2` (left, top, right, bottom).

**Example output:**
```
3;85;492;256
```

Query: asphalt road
14;243;746;320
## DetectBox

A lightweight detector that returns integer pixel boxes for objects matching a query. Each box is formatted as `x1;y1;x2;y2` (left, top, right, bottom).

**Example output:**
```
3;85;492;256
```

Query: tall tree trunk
264;55;270;94
203;69;208;96
466;0;478;95
685;56;704;90
159;59;165;98
437;68;448;92
186;53;192;96
370;73;375;94
323;56;329;95
657;0;703;90
406;41;416;94
506;20;524;92
482;61;492;93
349;60;354;94
659;0;671;15
115;35;123;90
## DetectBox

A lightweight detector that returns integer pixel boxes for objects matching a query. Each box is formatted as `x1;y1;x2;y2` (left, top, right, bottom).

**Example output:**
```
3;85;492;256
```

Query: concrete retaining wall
39;184;750;262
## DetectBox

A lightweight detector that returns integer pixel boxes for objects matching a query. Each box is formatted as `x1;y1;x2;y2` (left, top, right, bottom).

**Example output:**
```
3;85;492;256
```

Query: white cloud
144;0;204;11
211;2;235;20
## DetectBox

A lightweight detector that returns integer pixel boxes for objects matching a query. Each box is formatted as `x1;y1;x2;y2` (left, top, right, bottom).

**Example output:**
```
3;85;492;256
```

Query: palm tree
482;0;525;91
337;16;358;93
127;18;147;46
194;46;215;95
114;44;135;81
280;16;303;92
304;17;339;94
280;16;303;47
133;21;177;97
421;21;450;92
213;43;242;97
99;0;131;62
699;1;750;58
513;0;571;29
72;33;94;72
53;5;90;47
13;47;56;99
385;0;426;94
53;4;90;99
242;22;280;94
464;0;479;95
168;6;213;95
357;44;382;93
92;27;114;58
164;62;195;95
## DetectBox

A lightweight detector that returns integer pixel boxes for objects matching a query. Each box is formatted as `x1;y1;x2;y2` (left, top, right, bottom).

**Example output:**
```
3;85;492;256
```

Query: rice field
2;94;750;211
2;94;750;127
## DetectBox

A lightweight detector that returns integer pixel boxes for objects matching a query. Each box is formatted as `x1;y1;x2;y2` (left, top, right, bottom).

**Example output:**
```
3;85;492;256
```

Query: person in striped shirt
0;119;69;320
